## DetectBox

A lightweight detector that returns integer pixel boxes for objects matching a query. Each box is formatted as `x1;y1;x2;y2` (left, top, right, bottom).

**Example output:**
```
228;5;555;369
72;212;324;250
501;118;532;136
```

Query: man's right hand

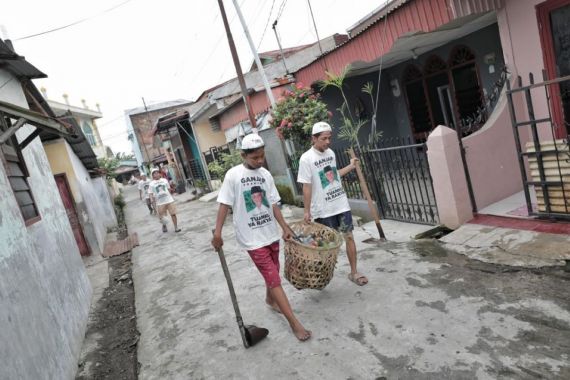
211;233;223;251
304;211;312;223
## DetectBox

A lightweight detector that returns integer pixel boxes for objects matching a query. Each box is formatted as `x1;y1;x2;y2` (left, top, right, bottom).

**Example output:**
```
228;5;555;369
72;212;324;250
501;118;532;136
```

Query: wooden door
537;0;570;137
54;174;90;256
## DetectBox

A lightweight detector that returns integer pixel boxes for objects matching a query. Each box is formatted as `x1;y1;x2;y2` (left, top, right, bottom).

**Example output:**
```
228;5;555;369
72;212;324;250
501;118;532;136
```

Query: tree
269;82;331;152
98;157;120;184
320;65;382;149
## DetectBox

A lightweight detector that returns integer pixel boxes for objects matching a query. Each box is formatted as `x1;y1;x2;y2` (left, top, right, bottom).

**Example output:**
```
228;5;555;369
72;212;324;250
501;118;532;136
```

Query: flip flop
175;228;182;233
162;225;167;233
348;272;368;286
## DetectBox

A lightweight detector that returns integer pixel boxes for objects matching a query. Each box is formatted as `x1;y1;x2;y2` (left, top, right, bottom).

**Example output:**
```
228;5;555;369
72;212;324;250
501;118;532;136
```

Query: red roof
294;0;454;85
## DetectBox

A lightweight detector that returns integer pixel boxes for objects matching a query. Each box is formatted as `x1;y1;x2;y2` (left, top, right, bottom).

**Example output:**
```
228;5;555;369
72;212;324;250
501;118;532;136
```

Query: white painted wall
0;69;91;380
63;141;116;251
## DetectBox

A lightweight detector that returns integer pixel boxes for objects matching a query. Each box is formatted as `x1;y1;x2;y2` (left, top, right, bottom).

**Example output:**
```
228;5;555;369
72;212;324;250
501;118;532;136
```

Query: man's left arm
338;158;359;177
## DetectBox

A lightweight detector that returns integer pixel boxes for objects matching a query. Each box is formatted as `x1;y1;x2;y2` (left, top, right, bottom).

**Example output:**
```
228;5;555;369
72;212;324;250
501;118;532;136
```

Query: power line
256;0;276;50
15;0;134;41
276;0;288;22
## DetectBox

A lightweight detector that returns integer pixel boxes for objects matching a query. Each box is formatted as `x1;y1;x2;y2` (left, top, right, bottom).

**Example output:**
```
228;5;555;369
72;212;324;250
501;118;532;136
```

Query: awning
347;12;497;77
154;110;190;135
0;100;73;146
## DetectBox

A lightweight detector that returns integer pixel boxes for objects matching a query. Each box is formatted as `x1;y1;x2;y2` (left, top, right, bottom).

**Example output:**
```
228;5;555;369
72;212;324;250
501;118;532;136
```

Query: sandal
175;228;182;233
162;225;167;233
348;272;368;286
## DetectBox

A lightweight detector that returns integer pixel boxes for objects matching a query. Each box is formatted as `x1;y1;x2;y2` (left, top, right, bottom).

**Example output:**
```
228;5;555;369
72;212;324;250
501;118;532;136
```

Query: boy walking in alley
298;122;368;286
149;168;181;233
211;133;311;342
138;173;155;214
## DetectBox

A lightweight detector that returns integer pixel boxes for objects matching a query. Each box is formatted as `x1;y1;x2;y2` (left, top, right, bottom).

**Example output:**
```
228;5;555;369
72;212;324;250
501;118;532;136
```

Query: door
537;0;570;137
54;174;90;256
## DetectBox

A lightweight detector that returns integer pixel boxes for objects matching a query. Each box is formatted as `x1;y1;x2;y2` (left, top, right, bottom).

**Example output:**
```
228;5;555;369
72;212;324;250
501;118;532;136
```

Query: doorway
54;174;90;256
537;0;570;137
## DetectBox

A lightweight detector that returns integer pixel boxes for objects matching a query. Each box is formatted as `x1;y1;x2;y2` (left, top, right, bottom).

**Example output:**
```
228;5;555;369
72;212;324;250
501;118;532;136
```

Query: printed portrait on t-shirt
318;165;340;189
243;186;270;212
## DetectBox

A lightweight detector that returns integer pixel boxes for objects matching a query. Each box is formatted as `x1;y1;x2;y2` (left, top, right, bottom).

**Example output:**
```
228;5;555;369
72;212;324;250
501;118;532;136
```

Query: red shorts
247;242;281;288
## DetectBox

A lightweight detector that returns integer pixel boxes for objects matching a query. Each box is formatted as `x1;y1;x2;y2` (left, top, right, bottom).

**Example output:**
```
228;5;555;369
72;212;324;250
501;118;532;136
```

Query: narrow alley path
123;184;570;380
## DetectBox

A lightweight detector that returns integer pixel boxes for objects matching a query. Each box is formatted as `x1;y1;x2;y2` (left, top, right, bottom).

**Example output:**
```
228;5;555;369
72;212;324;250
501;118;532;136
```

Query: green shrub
114;193;126;209
208;149;243;181
276;184;296;206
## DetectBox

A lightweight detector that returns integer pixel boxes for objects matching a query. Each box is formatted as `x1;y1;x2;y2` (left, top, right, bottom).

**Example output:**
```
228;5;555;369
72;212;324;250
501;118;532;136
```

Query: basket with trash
284;221;343;290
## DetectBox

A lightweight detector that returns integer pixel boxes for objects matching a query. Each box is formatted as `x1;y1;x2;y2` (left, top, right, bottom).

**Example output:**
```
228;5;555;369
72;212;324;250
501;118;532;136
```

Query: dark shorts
315;211;354;233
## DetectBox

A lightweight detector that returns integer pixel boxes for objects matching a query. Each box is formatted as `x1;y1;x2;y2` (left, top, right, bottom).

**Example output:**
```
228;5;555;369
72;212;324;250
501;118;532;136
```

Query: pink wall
219;86;286;131
462;93;524;209
498;0;553;138
460;0;556;211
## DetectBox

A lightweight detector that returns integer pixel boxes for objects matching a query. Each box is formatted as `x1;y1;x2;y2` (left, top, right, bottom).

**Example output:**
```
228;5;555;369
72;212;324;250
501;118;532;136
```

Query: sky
3;0;383;154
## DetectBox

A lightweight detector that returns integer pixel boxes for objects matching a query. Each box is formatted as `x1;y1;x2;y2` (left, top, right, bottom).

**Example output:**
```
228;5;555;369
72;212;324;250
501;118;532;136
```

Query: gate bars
506;71;570;219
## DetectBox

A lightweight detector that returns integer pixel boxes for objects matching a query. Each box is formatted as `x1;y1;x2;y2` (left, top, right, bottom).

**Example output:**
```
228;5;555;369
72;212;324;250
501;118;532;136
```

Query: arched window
449;45;484;125
423;56;455;128
82;122;96;146
403;65;431;135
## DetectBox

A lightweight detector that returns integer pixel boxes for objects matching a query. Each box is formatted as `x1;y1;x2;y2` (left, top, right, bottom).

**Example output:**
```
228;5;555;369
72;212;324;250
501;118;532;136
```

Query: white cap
241;134;265;150
151;168;159;174
312;121;332;135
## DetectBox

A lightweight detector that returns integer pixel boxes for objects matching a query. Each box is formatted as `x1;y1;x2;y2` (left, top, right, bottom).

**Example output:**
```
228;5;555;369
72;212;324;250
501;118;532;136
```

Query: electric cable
15;0;134;41
370;0;391;143
256;0;276;50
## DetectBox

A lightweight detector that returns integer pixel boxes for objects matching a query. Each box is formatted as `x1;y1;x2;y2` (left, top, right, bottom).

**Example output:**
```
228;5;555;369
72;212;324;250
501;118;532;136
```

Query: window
449;46;484;124
82;121;96;146
403;65;432;135
0;118;40;225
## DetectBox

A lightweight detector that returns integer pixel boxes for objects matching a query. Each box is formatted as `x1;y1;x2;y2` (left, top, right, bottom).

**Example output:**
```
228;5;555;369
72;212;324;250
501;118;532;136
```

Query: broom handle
212;230;249;347
348;148;386;240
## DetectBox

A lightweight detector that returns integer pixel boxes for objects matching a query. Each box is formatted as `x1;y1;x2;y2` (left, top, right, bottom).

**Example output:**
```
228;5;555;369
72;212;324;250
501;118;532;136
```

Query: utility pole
140;97;154;170
231;0;276;108
272;20;289;75
217;0;257;129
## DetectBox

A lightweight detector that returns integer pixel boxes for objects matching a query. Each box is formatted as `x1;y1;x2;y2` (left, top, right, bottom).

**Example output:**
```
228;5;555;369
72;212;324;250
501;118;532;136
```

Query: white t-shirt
138;179;151;199
217;164;281;250
148;178;174;206
297;147;350;219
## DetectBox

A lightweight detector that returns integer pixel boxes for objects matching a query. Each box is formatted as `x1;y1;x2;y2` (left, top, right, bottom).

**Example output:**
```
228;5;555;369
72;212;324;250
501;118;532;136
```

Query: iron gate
506;72;570;219
358;139;439;225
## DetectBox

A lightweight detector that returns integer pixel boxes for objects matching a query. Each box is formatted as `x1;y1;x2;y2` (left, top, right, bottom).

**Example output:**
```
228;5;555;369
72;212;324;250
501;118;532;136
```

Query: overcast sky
3;0;382;154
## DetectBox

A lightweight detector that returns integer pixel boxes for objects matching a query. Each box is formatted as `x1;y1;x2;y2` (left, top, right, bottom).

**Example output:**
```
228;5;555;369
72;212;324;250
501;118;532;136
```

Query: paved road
124;184;570;380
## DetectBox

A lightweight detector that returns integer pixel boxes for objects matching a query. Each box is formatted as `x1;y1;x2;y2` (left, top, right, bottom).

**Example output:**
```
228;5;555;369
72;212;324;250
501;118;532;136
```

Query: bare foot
291;322;311;342
265;299;282;314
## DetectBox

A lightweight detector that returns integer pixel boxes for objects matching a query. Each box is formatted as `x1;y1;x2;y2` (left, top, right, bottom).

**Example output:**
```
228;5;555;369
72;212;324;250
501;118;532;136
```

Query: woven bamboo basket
284;221;342;290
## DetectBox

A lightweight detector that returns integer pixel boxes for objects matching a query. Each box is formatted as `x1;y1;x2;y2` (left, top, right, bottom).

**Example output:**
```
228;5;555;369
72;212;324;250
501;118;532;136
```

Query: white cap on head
241;133;265;150
151;168;159;174
312;121;332;135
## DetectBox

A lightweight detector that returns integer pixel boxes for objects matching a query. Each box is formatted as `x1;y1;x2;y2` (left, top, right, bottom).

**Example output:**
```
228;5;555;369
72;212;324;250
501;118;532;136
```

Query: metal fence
334;135;439;225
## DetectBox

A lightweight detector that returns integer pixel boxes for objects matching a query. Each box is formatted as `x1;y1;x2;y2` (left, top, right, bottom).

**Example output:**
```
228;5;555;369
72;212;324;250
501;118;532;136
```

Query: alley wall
0;69;92;380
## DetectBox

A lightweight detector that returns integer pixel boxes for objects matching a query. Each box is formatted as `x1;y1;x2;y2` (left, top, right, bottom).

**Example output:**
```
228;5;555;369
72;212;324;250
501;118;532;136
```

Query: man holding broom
297;122;368;286
212;133;311;341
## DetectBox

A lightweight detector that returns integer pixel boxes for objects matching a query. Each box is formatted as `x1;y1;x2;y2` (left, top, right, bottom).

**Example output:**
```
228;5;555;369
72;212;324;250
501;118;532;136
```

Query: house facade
0;40;91;379
280;0;569;224
45;91;109;160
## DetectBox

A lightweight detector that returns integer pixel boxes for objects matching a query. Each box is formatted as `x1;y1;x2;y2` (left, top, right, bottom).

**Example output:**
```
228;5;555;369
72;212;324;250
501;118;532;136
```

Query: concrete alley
124;185;570;380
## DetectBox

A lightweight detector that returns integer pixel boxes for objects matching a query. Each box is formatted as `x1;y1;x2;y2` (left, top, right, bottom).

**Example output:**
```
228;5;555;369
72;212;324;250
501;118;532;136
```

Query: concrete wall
0;69;91;379
44;139;117;255
259;128;293;187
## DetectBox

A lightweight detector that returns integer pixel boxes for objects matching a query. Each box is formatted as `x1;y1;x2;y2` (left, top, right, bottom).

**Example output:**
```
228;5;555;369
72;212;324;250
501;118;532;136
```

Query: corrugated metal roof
0;39;46;79
294;0;454;85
